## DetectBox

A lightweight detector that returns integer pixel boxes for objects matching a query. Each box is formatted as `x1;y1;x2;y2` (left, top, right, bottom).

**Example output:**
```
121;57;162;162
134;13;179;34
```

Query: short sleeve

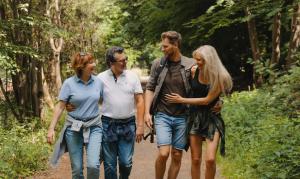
132;73;143;94
58;80;71;102
146;59;159;91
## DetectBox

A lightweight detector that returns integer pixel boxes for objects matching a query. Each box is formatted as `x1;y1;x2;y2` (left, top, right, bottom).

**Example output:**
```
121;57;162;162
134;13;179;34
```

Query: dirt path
31;137;224;179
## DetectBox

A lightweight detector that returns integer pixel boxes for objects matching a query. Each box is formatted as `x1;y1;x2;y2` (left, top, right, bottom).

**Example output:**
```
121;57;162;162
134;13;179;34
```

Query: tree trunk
286;3;300;68
0;78;20;121
33;22;54;110
271;12;281;65
244;7;263;85
46;0;63;95
8;0;41;120
42;67;54;109
0;1;5;20
36;61;44;117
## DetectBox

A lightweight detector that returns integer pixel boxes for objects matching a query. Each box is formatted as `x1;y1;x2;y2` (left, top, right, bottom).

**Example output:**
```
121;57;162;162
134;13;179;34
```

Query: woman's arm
165;87;221;106
47;101;66;144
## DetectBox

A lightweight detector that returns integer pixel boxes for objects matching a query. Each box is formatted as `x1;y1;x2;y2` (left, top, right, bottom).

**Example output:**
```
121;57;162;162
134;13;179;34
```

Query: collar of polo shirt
74;75;95;84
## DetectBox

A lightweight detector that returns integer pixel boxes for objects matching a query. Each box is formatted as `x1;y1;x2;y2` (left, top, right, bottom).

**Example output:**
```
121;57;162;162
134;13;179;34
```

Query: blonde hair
192;45;233;94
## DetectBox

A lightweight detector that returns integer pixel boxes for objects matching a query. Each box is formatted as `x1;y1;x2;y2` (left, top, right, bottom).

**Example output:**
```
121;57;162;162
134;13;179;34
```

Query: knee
104;160;117;168
171;150;182;163
205;157;216;168
158;151;170;161
119;153;133;168
119;159;132;168
87;155;100;170
87;162;100;170
71;163;82;176
191;157;201;166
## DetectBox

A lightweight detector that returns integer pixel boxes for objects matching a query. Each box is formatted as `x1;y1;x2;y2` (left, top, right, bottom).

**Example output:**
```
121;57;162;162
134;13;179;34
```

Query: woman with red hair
47;52;103;179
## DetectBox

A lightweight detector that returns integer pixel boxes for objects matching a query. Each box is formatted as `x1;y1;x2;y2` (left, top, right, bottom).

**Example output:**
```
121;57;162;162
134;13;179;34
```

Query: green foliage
270;66;300;117
0;123;51;178
221;66;300;178
0;30;39;75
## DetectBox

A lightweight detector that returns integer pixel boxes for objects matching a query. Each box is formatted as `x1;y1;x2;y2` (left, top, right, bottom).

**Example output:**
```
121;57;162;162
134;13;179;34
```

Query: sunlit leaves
221;66;300;178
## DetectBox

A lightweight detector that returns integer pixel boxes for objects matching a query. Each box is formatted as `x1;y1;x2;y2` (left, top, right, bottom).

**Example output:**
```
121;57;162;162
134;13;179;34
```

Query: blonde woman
165;45;232;179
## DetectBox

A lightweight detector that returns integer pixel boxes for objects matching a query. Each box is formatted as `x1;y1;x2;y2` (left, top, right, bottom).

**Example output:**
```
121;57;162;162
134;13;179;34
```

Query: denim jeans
154;112;187;150
101;116;136;179
65;126;102;179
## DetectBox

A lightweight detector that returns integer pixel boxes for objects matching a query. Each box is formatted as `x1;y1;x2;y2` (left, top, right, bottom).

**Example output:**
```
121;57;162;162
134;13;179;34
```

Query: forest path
31;135;224;179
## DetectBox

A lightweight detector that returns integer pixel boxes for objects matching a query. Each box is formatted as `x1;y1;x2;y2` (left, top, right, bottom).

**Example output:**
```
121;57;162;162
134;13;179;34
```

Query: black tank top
190;68;219;111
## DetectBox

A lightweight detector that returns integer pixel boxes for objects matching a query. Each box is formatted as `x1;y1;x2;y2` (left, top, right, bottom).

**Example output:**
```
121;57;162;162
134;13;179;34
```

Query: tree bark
271;12;281;65
0;1;5;20
31;57;40;116
42;67;54;109
0;78;20;121
46;0;63;95
286;3;300;68
244;7;263;85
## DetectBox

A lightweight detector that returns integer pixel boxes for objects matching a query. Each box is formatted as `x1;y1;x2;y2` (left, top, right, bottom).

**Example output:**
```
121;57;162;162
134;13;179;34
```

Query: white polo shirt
97;69;143;119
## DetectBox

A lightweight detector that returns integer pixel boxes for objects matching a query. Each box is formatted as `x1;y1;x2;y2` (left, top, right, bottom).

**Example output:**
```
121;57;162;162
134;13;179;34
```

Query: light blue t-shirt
58;75;103;120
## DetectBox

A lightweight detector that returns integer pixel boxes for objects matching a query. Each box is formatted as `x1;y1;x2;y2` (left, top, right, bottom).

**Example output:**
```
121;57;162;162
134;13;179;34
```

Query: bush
0;123;51;178
220;66;300;178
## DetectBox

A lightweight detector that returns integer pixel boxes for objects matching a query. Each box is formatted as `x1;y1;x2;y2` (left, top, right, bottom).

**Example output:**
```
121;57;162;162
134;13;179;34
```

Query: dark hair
161;31;182;48
71;52;94;77
105;46;124;67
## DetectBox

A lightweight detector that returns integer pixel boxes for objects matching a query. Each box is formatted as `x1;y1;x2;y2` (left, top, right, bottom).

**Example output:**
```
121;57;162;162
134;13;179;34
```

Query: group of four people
47;31;233;179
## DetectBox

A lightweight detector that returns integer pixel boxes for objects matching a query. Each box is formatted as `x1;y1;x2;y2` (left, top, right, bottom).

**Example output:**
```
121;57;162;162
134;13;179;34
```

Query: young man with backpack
144;31;194;179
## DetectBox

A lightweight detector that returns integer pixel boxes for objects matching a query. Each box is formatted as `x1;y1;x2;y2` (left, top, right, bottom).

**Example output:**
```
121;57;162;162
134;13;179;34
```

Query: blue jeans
154;112;187;150
65;126;102;179
101;116;136;179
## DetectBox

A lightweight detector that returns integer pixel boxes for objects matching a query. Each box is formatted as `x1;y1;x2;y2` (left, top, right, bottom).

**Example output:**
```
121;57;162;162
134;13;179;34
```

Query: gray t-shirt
157;60;187;116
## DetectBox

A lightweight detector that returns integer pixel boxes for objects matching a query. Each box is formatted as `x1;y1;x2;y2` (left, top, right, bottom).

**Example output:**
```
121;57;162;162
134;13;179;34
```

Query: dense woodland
0;0;299;178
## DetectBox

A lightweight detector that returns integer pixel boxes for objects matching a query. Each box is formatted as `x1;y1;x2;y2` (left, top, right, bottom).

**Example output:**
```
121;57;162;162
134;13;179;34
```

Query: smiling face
82;59;96;76
193;52;205;69
72;52;96;77
111;52;127;74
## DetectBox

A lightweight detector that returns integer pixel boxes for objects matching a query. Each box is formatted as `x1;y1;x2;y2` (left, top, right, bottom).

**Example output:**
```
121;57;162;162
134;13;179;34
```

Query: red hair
71;52;94;76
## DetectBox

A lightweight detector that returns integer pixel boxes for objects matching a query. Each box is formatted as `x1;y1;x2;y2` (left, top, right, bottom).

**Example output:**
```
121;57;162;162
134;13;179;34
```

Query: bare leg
167;147;183;179
190;135;204;179
155;145;171;179
205;132;220;179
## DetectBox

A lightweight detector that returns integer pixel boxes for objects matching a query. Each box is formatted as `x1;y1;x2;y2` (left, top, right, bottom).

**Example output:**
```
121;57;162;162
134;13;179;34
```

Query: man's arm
135;93;145;143
144;89;154;129
144;59;160;129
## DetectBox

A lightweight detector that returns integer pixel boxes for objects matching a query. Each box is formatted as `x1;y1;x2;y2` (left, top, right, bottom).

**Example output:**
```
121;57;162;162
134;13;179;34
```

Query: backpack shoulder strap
156;57;167;78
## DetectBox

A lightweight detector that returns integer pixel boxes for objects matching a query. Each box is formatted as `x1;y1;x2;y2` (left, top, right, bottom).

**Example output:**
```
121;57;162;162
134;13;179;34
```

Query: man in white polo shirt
98;46;144;179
